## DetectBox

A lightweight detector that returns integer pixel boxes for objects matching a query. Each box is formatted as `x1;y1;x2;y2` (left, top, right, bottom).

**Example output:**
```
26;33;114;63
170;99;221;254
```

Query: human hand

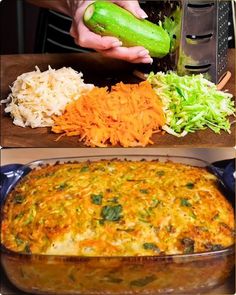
69;0;153;64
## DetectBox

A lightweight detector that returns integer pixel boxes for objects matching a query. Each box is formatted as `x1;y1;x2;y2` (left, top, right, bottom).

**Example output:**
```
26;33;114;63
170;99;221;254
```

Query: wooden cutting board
1;50;235;148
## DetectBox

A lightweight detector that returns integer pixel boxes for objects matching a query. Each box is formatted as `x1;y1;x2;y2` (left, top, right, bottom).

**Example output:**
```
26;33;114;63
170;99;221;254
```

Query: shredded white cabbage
1;66;94;128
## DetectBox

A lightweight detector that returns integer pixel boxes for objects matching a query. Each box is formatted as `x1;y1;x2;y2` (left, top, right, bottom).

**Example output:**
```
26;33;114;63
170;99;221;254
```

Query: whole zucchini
84;1;170;58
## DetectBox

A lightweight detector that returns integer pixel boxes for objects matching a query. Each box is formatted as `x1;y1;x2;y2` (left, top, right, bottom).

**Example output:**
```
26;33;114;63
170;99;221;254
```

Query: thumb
114;0;148;19
70;22;78;39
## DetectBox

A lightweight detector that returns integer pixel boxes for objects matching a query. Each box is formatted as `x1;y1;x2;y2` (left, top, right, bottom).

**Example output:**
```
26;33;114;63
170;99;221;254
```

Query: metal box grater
178;0;231;84
139;0;231;84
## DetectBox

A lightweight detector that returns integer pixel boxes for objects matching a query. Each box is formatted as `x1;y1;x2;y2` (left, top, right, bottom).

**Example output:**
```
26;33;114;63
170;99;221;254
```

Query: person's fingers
70;0;150;61
69;22;78;39
113;0;148;19
72;22;122;50
131;56;154;64
98;46;153;64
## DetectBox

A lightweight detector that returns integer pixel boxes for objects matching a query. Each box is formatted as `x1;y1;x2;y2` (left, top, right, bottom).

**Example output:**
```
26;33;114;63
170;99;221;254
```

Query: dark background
0;0;39;54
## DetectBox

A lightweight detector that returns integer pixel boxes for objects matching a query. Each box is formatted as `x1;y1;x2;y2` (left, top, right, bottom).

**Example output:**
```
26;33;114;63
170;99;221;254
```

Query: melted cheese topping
2;160;234;256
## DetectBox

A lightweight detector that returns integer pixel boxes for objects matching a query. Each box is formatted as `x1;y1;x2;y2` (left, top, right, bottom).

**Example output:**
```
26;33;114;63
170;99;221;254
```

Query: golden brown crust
1;160;234;256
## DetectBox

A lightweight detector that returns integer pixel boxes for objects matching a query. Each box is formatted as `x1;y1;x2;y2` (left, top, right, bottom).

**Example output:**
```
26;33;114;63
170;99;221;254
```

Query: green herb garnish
206;243;223;251
156;171;165;176
205;242;224;251
15;236;24;246
13;194;25;204
80;166;89;172
91;194;103;205
24;244;31;253
56;183;68;191
101;205;123;222
181;237;195;254
211;244;223;251
190;211;197;219
143;243;160;252
24;206;36;225
180;198;192;207
186;182;194;189
24;213;34;225
99;219;105;225
15;212;24;220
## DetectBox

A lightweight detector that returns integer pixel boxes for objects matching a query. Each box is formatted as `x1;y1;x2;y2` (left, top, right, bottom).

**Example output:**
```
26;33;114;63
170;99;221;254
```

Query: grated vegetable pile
2;66;235;145
52;81;165;147
148;72;235;137
1;66;93;128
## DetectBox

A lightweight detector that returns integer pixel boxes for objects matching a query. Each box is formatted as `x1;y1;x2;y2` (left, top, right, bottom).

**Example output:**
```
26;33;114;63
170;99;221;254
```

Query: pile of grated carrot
52;81;165;147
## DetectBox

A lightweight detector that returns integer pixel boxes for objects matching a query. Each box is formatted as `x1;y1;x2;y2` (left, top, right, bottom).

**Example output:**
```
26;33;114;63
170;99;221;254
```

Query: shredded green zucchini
148;72;235;137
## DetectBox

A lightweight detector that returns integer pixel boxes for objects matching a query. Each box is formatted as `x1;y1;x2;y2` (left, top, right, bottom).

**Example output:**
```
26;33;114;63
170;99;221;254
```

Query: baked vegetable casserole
1;160;234;256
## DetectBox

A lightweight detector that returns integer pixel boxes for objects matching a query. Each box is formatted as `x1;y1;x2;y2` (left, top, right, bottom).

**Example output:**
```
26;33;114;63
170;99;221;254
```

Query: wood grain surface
1;50;235;148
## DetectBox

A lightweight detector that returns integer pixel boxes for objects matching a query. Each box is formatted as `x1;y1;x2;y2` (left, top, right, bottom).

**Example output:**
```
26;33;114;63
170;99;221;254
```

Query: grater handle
217;71;232;90
133;70;146;81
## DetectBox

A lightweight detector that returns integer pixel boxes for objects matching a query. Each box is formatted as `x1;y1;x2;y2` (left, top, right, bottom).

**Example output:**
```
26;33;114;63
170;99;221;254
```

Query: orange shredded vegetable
52;81;165;147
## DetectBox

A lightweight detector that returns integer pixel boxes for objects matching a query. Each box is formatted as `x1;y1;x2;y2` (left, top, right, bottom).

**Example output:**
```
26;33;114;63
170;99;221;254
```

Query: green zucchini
84;1;170;58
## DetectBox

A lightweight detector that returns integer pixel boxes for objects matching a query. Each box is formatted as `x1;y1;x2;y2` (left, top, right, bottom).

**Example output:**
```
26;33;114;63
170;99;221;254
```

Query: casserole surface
2;159;234;256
